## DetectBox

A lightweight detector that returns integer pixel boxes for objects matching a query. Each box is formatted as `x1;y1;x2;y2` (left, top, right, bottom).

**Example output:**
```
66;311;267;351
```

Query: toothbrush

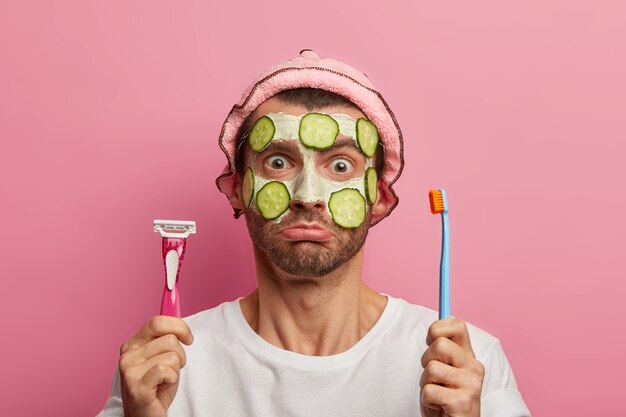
429;189;450;319
153;220;197;318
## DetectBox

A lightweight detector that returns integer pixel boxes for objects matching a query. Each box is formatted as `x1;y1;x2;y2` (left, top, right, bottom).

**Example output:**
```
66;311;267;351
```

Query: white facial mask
247;112;374;224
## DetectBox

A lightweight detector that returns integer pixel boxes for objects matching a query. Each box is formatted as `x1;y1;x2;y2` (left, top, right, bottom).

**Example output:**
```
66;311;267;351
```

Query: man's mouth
279;223;333;241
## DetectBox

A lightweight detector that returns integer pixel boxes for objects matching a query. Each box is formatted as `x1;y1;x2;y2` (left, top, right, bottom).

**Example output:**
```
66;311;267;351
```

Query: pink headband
215;49;404;226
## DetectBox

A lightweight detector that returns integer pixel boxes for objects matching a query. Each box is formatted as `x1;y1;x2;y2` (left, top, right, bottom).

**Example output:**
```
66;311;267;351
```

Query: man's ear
228;172;244;210
370;179;394;224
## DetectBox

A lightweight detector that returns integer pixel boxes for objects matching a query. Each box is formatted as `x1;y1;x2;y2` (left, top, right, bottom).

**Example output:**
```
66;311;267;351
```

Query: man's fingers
421;383;451;410
420;359;483;393
121;316;194;353
420;383;475;413
420;360;459;388
121;334;187;369
141;316;194;346
142;362;179;387
140;362;179;397
426;317;474;356
420;336;475;370
122;351;182;384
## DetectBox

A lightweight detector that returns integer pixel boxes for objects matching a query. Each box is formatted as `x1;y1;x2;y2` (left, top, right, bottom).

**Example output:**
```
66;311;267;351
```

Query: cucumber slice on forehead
364;167;378;204
356;118;379;158
256;181;291;220
242;168;254;208
249;116;275;152
298;112;340;150
328;188;366;228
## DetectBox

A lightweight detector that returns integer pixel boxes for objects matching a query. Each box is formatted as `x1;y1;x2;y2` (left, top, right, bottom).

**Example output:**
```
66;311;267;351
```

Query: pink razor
153;220;197;317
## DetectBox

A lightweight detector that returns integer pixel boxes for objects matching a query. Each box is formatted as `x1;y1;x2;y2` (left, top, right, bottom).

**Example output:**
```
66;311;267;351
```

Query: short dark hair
234;88;385;176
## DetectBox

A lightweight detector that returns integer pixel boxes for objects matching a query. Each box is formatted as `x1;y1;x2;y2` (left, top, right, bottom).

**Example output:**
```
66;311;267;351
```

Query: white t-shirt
97;295;531;416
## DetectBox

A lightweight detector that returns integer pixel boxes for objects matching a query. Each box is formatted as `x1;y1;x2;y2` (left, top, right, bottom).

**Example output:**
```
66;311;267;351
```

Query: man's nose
289;164;326;212
289;197;326;213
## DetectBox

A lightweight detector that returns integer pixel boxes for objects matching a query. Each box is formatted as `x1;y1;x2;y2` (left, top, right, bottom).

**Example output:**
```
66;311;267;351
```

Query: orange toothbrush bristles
429;189;445;214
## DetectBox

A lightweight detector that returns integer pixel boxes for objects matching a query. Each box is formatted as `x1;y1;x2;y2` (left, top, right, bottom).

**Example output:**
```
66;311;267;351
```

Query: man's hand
119;316;194;417
419;318;485;417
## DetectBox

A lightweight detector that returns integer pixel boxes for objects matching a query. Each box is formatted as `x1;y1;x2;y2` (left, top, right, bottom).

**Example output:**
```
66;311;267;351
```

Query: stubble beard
244;208;371;278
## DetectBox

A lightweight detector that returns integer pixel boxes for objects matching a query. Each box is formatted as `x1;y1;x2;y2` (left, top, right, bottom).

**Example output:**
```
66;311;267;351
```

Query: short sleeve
95;365;124;417
480;340;531;417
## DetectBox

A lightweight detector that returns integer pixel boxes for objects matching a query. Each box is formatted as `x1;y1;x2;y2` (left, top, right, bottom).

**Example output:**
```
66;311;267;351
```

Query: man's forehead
252;96;366;121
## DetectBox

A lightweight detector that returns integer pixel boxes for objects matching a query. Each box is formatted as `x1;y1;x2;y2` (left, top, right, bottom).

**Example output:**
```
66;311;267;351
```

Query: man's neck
239;246;388;356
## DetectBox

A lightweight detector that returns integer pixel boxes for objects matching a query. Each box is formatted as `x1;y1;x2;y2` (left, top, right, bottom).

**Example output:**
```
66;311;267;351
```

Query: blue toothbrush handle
439;211;450;319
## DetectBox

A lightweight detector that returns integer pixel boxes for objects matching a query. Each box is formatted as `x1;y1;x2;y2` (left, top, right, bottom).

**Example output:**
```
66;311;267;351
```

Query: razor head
154;219;197;238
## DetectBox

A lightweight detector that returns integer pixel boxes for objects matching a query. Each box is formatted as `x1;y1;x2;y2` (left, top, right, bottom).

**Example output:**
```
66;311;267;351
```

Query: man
97;50;531;417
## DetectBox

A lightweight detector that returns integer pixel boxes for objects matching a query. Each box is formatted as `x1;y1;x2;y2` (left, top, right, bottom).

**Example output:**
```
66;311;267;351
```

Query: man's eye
267;155;289;170
330;159;352;173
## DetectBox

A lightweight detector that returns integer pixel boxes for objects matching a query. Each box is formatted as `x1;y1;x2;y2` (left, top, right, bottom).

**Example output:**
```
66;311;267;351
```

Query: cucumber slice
328;188;366;228
364;167;378;204
249;116;275;152
356;118;379;157
242;168;254;208
298;112;339;150
256;181;291;220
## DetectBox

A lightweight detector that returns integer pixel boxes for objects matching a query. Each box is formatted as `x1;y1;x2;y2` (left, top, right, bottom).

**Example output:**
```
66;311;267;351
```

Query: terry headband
215;49;405;226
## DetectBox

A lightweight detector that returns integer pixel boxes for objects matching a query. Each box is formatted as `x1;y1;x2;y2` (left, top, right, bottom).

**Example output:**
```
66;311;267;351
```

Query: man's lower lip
279;228;333;241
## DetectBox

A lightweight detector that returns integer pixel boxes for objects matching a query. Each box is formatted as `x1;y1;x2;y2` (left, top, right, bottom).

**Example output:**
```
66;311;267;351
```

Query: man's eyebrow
259;140;300;154
319;137;360;153
258;137;360;155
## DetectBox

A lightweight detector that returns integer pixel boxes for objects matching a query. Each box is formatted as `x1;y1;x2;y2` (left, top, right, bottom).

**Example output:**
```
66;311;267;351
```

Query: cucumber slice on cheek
364;167;378;204
256;181;291;220
329;188;366;228
242;168;255;208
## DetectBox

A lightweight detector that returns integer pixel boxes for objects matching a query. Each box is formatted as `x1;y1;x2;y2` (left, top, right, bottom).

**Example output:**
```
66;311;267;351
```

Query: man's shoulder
388;295;502;362
181;298;240;337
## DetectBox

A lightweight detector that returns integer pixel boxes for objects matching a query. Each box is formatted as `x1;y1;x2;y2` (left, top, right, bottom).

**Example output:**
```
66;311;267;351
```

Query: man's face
241;97;377;278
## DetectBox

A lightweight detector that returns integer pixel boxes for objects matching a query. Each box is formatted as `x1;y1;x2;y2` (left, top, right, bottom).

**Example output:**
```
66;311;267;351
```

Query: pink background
1;1;624;415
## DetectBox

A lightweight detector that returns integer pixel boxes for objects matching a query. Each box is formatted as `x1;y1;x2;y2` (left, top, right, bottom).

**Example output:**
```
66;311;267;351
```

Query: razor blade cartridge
153;219;197;238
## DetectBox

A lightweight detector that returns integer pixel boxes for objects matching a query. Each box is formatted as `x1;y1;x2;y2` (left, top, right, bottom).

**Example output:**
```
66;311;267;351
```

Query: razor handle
160;237;187;318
